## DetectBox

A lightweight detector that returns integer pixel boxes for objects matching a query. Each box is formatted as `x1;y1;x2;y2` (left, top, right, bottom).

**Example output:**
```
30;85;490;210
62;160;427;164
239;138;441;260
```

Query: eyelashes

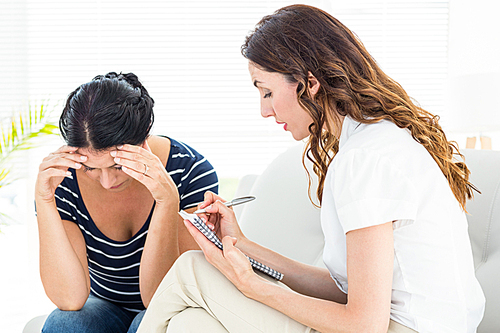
83;166;122;172
264;92;272;98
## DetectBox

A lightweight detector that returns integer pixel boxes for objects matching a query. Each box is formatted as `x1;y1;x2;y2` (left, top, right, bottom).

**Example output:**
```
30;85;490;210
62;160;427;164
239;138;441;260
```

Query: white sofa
235;144;500;333
24;144;500;332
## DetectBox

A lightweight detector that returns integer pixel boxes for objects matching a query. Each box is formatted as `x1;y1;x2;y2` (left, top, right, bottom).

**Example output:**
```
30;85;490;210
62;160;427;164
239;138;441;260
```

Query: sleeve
332;148;418;233
178;156;219;210
53;178;79;223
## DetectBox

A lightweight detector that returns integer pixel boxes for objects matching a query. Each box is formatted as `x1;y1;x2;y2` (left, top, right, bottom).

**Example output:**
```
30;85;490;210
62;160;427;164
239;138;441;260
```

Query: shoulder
162;138;219;208
336;119;427;168
165;137;209;166
147;135;171;167
154;136;216;179
342;120;413;152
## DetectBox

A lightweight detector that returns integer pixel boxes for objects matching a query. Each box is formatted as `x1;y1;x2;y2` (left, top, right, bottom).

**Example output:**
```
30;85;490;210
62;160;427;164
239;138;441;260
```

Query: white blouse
321;117;485;332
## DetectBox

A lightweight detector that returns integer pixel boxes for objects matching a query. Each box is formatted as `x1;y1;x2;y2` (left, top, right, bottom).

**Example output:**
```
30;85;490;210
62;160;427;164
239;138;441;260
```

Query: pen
193;195;256;214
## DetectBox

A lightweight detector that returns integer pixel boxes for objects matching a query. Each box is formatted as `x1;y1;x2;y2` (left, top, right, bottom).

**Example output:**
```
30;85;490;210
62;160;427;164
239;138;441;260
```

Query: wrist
153;193;179;208
235;235;253;254
240;273;269;300
35;193;56;206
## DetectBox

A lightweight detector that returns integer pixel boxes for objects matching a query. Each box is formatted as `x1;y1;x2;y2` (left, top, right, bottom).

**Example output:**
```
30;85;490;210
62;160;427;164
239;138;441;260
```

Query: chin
291;132;310;141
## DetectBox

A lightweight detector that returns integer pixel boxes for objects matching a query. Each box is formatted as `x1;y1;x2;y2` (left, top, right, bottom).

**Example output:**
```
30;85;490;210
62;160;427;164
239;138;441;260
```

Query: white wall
448;0;500;76
443;0;500;148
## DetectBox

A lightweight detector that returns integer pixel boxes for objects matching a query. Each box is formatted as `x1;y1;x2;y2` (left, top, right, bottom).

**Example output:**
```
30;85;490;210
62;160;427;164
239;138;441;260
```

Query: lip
110;181;125;190
276;121;287;131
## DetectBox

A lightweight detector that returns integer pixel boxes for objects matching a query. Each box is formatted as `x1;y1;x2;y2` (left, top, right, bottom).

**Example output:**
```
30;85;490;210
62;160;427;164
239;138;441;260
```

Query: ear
307;72;321;97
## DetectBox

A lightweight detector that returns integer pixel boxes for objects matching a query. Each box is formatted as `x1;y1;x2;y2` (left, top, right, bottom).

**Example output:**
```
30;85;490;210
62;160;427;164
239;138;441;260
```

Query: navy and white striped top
54;138;218;314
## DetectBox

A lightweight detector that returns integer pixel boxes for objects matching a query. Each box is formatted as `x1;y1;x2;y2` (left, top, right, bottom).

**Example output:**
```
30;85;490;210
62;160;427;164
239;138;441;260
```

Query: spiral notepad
179;210;283;281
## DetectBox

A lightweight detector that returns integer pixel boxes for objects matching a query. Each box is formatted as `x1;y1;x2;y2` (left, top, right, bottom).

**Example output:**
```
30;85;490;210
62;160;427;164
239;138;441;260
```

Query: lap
140;251;315;333
168;308;228;333
42;294;145;333
141;252;416;333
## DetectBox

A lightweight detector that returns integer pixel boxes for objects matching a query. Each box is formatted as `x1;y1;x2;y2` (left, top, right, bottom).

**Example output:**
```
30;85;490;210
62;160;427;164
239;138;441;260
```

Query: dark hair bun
59;72;155;150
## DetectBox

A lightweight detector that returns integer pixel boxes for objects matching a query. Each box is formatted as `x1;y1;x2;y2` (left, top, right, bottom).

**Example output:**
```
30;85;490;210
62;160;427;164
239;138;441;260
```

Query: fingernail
74;163;81;169
66;171;72;177
110;151;116;157
80;156;87;161
117;145;123;149
114;157;120;163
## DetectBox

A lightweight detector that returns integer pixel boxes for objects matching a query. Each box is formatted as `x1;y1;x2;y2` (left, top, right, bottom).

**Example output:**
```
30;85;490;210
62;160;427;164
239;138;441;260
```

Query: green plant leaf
0;100;59;228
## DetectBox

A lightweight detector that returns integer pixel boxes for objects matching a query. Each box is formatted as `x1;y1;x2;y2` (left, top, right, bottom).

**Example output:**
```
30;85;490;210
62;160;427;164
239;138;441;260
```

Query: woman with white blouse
137;5;485;333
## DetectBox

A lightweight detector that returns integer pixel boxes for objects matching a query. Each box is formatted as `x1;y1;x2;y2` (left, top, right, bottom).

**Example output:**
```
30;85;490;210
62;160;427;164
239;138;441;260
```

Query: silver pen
193;195;256;214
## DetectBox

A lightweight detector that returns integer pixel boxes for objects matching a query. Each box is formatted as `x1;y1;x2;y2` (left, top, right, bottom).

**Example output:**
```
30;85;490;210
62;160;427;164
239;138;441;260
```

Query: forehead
248;63;287;87
77;147;112;157
77;147;115;167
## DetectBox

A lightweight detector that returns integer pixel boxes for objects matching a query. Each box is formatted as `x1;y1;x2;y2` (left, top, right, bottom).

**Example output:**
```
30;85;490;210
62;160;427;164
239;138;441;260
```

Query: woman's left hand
111;141;179;206
183;206;259;295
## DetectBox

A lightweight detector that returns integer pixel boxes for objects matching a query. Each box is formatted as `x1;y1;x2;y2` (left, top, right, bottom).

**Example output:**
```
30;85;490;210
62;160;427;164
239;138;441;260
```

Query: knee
42;308;85;332
176;250;205;266
127;310;146;333
157;250;218;290
174;250;214;275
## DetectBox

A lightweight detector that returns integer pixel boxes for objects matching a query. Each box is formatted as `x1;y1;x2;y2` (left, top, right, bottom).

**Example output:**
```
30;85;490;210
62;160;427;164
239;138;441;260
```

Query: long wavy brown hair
242;4;477;210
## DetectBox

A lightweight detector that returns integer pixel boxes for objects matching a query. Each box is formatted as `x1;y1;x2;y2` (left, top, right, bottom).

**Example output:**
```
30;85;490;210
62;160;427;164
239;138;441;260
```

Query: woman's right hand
197;191;246;244
35;145;87;203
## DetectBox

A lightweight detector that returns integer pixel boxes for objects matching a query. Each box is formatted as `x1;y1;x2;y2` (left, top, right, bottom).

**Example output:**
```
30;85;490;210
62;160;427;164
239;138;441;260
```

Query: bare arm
36;146;90;310
197;192;345;303
237;237;346;303
189;197;394;333
112;141;200;307
242;222;394;333
139;205;199;307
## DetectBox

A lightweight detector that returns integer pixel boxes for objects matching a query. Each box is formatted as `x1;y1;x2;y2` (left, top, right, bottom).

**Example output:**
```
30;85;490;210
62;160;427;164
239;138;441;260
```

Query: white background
1;0;499;331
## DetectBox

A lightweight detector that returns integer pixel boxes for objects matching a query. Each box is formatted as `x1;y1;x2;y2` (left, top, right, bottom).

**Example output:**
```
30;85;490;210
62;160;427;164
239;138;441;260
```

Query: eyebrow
80;163;119;169
253;80;261;88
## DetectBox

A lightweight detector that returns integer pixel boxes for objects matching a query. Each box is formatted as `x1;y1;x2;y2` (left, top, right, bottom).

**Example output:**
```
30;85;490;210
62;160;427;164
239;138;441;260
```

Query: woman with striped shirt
35;72;219;333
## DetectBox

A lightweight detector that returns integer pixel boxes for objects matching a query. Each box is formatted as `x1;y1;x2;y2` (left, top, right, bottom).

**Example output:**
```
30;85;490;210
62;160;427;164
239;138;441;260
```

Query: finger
111;148;155;164
111;147;160;178
48;147;87;164
121;164;152;183
221;236;253;275
116;144;155;159
114;157;150;176
199;191;226;209
206;200;234;217
183;220;224;263
223;235;238;247
40;155;84;172
42;167;73;179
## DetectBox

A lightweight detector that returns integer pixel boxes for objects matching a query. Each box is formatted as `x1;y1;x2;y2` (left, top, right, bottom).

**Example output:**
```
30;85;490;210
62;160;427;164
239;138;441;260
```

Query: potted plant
0;101;59;229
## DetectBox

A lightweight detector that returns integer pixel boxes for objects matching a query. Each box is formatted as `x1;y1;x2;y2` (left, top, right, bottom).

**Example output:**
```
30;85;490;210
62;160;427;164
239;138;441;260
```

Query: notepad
179;210;283;280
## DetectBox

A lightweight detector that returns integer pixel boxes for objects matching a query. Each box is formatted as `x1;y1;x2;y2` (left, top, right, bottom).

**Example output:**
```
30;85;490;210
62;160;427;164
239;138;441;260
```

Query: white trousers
137;251;416;333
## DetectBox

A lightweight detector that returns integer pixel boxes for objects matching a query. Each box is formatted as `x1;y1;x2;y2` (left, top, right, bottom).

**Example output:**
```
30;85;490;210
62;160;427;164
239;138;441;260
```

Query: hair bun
104;72;119;80
60;71;154;150
119;73;141;88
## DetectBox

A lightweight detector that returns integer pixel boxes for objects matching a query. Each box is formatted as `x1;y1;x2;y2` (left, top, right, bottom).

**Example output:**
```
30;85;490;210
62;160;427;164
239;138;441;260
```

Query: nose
99;169;115;189
260;99;275;119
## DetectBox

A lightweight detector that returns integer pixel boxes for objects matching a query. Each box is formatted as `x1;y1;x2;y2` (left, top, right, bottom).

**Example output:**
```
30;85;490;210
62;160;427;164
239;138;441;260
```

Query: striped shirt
54;138;218;314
